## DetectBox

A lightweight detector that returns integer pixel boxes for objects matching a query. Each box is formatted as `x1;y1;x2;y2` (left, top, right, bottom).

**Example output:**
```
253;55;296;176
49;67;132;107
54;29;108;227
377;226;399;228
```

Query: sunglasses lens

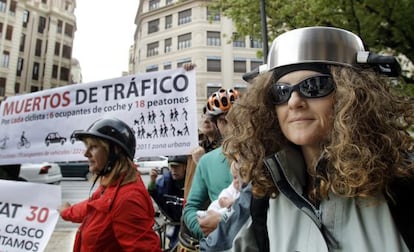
271;85;291;104
300;76;334;97
271;75;334;104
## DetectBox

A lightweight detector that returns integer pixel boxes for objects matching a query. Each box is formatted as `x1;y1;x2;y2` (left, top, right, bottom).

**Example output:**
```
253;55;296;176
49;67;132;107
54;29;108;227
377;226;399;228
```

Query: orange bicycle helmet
206;88;239;116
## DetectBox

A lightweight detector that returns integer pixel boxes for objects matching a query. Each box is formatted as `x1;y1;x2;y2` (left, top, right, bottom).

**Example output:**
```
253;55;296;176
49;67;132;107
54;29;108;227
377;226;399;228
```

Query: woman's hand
59;202;71;213
197;210;221;236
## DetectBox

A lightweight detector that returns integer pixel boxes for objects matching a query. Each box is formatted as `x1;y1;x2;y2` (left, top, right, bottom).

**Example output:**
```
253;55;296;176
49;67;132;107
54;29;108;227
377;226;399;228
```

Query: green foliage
209;0;414;94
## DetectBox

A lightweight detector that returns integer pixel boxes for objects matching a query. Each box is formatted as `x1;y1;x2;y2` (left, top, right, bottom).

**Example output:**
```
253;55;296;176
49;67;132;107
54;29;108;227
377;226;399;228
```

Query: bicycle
153;194;184;252
17;138;31;149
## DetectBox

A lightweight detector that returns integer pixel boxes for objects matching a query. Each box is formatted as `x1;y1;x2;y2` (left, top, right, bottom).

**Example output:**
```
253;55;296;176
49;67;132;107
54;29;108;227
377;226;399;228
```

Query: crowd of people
57;26;414;252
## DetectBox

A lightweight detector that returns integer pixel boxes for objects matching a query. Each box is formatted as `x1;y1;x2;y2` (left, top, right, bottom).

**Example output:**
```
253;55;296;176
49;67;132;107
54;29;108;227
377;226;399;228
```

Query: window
42;0;47;3
65;1;72;11
64;23;73;37
149;0;160;10
0;23;2;37
233;33;245;48
164;38;172;53
234;59;246;73
52;65;58;79
207;7;220;21
163;62;171;70
165;15;172;29
0;0;6;12
62;45;72;59
146;65;158;72
60;67;69;81
32;62;40;80
31;86;39;92
54;42;60;56
20;33;25;51
235;86;247;95
38;16;46;33
251;60;262;71
0;78;5;96
23;10;29;28
2;51;10;67
178;9;191;25
250;37;262;48
17;57;24;76
9;1;16;15
148;19;159;34
207;31;221;46
177;58;191;68
147;42;159;57
207;58;221;72
57;20;63;33
207;85;221;97
178;33;191;50
35;39;42;57
6;25;13;40
166;0;173;5
15;82;20;94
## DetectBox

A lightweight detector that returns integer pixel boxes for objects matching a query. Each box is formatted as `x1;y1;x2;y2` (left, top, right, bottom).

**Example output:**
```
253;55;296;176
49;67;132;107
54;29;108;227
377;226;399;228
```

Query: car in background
19;162;62;184
134;156;168;175
58;161;91;180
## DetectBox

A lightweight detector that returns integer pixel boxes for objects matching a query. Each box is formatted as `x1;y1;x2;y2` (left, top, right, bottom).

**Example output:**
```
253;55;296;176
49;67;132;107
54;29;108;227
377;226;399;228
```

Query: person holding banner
59;117;161;251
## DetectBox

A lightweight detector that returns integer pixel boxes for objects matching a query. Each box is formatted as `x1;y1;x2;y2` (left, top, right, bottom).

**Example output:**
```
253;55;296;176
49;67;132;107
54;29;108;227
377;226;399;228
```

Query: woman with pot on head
59;117;161;252
224;27;414;251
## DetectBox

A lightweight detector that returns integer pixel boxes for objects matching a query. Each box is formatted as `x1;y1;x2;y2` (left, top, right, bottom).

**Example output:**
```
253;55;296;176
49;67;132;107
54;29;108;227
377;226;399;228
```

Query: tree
209;0;414;83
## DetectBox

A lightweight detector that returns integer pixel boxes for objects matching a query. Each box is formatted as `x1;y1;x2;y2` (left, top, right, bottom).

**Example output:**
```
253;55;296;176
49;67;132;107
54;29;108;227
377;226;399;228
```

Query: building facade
0;0;76;100
131;0;263;116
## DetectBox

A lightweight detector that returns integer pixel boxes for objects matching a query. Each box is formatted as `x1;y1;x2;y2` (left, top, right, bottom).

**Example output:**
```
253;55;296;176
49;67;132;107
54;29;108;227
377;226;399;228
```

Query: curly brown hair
223;66;414;200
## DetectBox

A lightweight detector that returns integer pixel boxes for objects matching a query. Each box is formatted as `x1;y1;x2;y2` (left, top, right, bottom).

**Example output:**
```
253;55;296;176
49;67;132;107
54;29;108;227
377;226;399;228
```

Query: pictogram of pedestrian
140;126;146;139
160;124;165;137
170;109;175;122
152;125;158;138
148;111;152;124
139;113;145;125
170;124;176;137
182;123;189;136
160;110;165;123
163;124;168;137
151;110;157;124
173;108;179;121
182;108;188;121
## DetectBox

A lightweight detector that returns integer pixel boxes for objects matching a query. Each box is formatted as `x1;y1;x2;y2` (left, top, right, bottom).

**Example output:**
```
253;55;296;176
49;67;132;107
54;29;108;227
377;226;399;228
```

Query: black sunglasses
269;74;335;105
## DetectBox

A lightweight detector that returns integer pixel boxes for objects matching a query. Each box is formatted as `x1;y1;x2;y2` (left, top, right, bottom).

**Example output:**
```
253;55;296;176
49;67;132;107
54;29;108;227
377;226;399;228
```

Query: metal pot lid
266;26;366;71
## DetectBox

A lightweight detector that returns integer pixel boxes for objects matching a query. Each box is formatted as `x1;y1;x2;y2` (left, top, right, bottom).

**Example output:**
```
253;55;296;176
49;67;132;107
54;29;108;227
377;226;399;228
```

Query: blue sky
72;0;138;83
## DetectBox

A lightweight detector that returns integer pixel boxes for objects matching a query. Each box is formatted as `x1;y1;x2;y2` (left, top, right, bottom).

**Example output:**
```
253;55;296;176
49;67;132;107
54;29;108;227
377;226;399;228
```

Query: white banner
0;68;198;165
0;180;61;252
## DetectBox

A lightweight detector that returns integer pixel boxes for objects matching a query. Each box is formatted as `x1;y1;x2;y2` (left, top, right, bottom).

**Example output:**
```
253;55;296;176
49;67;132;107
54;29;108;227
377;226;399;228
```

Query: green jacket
183;146;232;239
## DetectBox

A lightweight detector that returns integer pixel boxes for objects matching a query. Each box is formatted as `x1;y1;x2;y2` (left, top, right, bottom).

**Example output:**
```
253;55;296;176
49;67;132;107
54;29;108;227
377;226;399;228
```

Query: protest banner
0;180;61;252
0;68;198;165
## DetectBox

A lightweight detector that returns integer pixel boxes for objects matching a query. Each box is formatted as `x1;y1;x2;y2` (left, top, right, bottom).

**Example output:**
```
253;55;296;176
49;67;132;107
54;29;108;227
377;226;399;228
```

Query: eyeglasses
269;74;335;105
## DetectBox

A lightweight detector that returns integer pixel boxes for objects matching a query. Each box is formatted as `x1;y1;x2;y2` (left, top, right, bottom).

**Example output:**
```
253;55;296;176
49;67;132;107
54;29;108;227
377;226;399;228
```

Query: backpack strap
386;178;414;251
250;196;270;252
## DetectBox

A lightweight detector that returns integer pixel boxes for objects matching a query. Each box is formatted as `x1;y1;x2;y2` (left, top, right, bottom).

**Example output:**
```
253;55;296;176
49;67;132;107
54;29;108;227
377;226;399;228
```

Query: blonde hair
84;137;137;187
223;66;414;200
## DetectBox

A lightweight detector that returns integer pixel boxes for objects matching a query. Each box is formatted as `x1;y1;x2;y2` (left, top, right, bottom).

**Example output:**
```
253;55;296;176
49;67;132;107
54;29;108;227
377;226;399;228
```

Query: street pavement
44;228;77;252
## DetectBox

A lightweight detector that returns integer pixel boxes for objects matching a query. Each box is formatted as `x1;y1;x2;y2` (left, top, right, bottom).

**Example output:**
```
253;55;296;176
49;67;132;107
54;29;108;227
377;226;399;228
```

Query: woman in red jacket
60;117;161;252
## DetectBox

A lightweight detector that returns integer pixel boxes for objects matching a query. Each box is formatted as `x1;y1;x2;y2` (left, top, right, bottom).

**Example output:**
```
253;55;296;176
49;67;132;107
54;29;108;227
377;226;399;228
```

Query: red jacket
61;174;161;252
